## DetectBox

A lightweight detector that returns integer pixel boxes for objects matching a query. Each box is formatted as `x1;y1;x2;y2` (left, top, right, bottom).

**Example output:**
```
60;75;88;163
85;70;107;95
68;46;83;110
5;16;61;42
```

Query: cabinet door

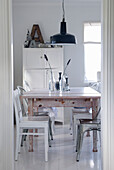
45;48;63;70
24;69;46;89
23;48;45;69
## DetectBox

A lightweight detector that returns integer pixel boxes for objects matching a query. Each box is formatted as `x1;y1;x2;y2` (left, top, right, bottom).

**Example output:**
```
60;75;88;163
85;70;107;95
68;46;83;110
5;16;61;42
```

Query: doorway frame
0;0;114;169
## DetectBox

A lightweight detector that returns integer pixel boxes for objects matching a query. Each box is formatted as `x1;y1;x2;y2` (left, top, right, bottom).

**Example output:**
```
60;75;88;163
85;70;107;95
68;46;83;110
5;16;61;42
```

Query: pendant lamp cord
62;0;65;21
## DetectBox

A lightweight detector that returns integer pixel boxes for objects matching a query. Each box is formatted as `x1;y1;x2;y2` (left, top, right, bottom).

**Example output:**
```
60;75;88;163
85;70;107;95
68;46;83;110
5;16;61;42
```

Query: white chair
23;82;56;136
70;107;92;143
13;89;49;161
17;85;54;140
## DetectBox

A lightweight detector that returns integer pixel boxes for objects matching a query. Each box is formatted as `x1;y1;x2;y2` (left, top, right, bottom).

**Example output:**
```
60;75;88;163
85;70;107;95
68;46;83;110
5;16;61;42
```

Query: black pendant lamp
50;0;77;45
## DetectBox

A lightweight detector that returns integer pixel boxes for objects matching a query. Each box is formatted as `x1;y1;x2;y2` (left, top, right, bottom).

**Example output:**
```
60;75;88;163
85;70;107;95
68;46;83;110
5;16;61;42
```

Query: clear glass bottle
49;74;55;92
62;75;66;91
65;76;70;91
59;72;62;92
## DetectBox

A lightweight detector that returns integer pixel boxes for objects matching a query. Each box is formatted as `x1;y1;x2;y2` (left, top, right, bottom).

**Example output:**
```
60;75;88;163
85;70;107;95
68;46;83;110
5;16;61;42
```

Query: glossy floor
14;125;102;170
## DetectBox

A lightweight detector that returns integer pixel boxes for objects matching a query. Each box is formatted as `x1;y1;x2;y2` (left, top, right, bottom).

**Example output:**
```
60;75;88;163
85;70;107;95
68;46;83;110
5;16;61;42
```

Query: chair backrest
17;86;28;116
17;86;26;95
13;89;23;126
24;80;31;92
90;83;101;119
94;107;101;120
90;82;101;93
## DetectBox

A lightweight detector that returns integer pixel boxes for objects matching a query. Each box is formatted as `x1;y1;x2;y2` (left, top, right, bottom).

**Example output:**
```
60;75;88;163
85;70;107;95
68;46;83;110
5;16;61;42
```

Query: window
84;22;101;82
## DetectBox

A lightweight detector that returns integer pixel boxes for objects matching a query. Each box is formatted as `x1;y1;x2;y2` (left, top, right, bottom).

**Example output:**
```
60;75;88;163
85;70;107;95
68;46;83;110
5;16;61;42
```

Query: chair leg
24;129;28;141
18;134;22;153
21;129;28;146
76;125;80;152
45;126;48;162
86;131;90;137
48;126;51;147
99;130;101;146
21;135;24;147
51;117;55;135
72;114;75;139
73;116;77;142
49;118;53;140
15;129;19;161
18;129;23;153
76;125;84;162
69;112;73;132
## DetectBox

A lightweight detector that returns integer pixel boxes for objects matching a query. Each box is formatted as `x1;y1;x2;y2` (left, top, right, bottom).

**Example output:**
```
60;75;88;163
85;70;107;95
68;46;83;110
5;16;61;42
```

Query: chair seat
20;116;49;128
22;115;49;121
79;119;101;124
34;107;55;118
70;107;92;140
73;113;91;119
72;108;90;114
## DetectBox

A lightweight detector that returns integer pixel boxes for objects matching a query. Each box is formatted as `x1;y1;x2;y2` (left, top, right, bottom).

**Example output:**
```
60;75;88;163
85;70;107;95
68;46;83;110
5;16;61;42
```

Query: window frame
83;22;101;83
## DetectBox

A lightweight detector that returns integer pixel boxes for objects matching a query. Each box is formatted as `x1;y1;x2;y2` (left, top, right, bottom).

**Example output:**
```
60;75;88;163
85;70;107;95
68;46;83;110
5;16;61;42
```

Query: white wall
13;0;101;123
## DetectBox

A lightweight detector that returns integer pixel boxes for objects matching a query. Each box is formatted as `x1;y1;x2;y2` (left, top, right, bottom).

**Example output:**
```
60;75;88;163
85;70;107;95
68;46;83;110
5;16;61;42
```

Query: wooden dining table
22;87;101;152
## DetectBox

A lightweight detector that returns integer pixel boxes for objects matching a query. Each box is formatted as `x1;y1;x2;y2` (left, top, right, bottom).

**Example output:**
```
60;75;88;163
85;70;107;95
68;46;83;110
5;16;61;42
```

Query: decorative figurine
24;29;32;48
29;40;36;48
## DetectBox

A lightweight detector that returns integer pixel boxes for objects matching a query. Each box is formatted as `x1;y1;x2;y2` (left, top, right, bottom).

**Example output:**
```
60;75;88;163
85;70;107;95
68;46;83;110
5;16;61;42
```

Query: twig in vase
63;59;71;76
44;54;54;83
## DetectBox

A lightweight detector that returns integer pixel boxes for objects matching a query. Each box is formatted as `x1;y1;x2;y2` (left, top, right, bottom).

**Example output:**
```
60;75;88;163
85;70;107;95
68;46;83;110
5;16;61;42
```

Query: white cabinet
23;48;45;69
23;47;64;124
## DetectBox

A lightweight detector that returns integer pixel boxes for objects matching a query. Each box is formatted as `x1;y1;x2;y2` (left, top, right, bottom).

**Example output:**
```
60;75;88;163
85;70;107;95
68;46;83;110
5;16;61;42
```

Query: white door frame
0;0;114;169
0;0;14;170
101;0;114;169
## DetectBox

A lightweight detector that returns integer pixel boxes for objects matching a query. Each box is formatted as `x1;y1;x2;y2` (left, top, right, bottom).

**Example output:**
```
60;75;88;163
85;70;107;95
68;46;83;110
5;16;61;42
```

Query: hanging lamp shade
50;19;76;44
50;0;77;45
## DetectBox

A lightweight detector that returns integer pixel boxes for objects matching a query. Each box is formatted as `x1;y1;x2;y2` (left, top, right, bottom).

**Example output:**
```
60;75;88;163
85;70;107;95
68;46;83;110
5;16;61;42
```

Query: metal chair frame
76;107;101;162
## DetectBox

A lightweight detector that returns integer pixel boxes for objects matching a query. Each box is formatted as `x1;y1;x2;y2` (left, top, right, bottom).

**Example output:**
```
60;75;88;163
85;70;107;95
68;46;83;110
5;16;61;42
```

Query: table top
22;87;101;99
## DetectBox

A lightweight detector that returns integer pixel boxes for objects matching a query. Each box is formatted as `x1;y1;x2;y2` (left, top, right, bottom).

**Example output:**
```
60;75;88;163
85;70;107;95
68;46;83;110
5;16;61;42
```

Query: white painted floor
14;124;102;170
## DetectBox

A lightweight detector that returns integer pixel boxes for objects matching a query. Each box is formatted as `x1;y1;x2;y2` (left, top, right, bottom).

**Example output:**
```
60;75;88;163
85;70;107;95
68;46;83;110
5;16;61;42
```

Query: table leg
28;98;34;152
92;98;100;152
